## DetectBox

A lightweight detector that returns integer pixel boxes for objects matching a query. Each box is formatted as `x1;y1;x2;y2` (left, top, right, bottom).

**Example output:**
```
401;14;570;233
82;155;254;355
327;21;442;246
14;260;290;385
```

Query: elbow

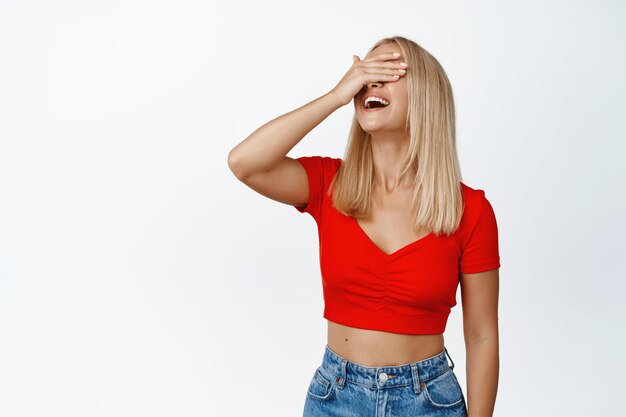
227;149;248;180
463;322;499;347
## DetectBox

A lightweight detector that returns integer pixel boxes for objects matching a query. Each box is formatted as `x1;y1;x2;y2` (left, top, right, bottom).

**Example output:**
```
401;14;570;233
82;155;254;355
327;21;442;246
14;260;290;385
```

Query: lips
362;93;391;109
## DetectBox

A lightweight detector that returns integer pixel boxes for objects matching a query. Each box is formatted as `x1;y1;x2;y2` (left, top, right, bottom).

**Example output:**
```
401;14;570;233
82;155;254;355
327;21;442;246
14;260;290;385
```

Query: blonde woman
228;36;500;417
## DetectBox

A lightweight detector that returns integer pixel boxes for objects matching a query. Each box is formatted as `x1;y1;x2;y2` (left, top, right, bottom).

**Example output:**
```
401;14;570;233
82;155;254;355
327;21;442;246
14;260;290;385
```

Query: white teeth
364;96;389;108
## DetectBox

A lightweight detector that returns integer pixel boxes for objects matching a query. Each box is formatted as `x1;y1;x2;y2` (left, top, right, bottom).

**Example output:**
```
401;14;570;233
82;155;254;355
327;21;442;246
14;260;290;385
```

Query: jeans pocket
306;366;337;402
422;368;465;408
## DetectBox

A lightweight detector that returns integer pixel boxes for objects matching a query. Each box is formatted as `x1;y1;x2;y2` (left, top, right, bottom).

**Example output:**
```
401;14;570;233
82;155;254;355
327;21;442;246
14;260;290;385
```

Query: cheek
390;84;408;107
392;93;408;113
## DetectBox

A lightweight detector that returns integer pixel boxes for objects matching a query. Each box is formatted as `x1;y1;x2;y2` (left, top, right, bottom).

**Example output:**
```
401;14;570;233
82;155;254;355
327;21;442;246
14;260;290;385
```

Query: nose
366;80;383;89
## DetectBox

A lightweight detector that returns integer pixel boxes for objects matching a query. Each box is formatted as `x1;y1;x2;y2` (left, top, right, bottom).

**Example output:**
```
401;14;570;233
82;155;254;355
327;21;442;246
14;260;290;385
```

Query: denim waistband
320;344;456;393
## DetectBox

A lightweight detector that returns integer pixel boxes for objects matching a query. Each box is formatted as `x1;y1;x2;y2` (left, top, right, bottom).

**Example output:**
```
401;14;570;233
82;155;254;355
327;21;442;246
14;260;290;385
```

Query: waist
319;343;456;389
327;319;444;366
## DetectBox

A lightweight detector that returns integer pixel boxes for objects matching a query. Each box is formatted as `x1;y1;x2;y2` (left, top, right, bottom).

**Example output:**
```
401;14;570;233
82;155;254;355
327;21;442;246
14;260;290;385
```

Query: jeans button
379;372;388;382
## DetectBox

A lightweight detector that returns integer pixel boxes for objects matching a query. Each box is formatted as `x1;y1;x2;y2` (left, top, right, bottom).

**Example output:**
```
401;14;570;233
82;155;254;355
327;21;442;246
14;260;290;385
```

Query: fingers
349;52;407;87
358;53;407;82
354;52;406;71
363;67;406;77
366;73;402;82
361;60;407;70
363;52;402;62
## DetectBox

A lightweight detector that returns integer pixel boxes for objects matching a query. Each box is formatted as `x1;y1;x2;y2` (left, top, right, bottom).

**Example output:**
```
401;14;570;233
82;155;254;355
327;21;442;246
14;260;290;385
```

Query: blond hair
328;36;464;237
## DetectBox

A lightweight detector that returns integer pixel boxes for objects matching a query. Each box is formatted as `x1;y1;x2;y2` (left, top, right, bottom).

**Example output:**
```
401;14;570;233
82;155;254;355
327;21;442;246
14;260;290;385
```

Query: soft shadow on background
0;1;624;416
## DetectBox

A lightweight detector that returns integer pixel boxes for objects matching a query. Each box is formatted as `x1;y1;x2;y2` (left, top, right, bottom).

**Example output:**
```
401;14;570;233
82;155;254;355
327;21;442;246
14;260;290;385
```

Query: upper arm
232;156;310;208
459;191;500;274
458;190;501;343
233;155;337;221
459;268;499;344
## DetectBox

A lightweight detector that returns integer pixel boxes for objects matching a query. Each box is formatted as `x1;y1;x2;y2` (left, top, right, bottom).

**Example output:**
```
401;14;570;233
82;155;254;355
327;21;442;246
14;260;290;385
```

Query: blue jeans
303;344;468;417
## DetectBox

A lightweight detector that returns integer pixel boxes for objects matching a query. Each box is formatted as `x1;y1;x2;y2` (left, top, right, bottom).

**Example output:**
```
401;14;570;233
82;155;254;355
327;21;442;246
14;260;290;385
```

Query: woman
228;36;500;417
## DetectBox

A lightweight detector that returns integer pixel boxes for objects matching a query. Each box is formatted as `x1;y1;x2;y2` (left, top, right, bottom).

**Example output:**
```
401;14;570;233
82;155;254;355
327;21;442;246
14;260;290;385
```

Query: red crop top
292;156;501;335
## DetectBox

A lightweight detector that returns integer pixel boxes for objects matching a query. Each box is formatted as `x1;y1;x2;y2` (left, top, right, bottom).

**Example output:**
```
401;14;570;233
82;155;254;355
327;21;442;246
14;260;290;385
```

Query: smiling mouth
363;96;390;110
363;102;390;111
365;102;388;109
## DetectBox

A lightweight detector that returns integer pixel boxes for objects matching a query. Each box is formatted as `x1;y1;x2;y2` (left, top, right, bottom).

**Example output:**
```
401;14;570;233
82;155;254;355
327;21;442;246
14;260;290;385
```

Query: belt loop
337;359;348;390
410;362;422;394
444;346;455;370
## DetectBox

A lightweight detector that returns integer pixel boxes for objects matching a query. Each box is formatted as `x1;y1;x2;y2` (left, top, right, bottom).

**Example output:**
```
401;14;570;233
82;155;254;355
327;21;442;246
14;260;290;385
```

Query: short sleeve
459;191;501;274
292;156;340;222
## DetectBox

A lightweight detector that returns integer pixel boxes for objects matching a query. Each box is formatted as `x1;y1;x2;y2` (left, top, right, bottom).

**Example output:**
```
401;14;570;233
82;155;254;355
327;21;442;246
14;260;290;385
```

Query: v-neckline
350;216;435;257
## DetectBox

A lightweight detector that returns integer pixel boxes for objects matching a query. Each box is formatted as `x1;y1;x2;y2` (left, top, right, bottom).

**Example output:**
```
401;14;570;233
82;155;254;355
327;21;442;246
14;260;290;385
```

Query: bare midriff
327;319;445;367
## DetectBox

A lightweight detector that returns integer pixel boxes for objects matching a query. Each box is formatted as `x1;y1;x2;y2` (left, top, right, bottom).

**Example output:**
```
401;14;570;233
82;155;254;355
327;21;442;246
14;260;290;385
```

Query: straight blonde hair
328;36;464;237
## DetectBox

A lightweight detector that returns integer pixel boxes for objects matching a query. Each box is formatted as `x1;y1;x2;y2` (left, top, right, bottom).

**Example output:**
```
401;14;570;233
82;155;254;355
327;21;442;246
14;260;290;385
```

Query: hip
303;344;467;417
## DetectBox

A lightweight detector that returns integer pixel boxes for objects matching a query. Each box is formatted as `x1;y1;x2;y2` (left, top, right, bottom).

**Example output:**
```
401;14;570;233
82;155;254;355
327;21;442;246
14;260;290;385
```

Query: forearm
465;336;499;417
227;90;344;178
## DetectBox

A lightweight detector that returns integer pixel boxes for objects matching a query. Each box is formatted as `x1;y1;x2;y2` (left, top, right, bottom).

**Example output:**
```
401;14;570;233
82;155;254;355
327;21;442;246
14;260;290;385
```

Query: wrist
326;90;348;108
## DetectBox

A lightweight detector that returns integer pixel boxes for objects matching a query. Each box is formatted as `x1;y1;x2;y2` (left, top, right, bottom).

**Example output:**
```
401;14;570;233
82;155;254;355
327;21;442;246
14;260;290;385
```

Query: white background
1;0;624;416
